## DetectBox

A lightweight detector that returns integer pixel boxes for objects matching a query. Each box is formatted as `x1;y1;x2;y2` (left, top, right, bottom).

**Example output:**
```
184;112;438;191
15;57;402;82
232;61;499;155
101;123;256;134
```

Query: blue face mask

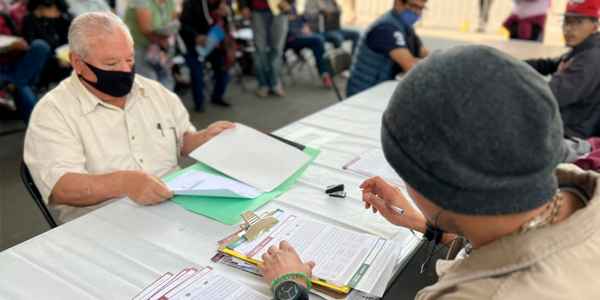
400;10;420;27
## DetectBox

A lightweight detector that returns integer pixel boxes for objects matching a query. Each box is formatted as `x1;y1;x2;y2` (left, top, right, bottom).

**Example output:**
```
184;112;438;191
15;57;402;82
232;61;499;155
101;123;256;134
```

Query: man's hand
122;171;173;205
181;121;235;156
203;121;236;142
9;38;29;52
361;176;425;231
259;241;315;287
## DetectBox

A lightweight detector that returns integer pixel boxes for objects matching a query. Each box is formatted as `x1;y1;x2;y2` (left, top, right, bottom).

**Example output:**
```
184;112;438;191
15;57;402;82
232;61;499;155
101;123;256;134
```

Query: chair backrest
20;161;57;228
326;48;353;77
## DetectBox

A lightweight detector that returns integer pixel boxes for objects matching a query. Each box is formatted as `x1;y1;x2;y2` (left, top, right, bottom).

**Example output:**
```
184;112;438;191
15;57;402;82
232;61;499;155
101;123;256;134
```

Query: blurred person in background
526;0;600;138
304;0;360;55
0;1;50;122
238;0;292;97
286;1;333;88
503;0;551;41
124;0;179;90
477;0;494;32
180;0;236;112
22;0;72;86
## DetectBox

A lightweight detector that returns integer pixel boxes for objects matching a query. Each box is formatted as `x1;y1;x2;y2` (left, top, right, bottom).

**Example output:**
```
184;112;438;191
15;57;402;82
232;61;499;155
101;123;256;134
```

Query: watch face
275;281;300;300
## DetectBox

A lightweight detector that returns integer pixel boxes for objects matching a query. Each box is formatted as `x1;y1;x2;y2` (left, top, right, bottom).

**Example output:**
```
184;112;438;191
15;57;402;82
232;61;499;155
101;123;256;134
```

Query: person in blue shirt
346;0;428;97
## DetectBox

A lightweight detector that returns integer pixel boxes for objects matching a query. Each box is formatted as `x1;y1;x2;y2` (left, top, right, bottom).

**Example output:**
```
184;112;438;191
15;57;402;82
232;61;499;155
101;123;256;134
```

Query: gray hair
68;11;133;58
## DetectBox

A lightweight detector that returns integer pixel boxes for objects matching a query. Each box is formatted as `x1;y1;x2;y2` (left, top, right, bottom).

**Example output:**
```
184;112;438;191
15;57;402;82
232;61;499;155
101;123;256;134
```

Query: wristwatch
273;280;309;300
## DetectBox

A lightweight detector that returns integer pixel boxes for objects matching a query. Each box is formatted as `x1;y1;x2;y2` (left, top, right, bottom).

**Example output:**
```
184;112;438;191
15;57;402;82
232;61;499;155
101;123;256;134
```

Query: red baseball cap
566;0;600;18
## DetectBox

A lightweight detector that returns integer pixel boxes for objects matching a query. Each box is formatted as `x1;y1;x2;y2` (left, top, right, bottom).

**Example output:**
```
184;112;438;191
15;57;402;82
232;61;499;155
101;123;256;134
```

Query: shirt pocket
154;118;179;166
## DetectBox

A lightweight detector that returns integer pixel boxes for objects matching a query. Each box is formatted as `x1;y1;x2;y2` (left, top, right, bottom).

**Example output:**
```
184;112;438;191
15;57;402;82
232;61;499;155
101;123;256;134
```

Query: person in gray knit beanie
381;45;565;215
260;45;600;300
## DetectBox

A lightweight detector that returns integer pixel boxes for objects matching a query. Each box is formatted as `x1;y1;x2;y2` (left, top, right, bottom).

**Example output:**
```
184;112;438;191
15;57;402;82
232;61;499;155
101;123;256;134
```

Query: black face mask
79;61;135;97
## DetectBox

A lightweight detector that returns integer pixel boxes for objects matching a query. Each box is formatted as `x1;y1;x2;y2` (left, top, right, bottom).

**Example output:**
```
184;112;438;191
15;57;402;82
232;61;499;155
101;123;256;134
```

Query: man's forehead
87;32;133;53
564;15;596;21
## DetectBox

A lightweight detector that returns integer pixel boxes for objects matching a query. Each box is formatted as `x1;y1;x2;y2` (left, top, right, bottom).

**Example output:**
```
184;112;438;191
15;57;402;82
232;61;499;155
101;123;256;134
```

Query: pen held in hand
361;188;405;216
389;205;405;216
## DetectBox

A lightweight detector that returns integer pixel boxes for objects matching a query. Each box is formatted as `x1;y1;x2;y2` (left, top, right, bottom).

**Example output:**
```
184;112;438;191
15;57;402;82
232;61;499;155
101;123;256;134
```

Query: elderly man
258;46;600;299
24;12;234;223
346;0;429;97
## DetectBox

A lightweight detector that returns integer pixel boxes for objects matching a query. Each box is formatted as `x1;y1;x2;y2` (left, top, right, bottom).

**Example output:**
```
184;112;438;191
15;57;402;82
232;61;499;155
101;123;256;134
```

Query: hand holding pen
360;176;425;231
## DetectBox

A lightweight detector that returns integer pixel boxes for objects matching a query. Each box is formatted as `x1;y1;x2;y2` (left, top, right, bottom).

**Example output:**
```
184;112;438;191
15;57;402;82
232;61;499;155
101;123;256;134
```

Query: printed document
228;210;395;295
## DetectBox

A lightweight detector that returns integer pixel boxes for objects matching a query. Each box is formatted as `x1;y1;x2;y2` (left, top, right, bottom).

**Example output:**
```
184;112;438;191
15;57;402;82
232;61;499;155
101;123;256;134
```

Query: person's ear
69;52;84;75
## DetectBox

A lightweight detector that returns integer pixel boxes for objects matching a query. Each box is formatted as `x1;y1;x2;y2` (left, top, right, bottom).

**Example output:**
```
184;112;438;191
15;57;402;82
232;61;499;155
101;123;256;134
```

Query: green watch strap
271;272;312;293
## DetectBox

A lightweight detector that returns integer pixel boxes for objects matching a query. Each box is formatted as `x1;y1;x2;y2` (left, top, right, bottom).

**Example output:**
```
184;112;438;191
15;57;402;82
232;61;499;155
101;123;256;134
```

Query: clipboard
220;248;351;297
217;211;352;297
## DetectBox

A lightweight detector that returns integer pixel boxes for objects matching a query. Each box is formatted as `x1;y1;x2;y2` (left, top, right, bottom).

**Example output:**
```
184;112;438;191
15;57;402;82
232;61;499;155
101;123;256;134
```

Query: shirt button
139;158;144;163
131;136;135;141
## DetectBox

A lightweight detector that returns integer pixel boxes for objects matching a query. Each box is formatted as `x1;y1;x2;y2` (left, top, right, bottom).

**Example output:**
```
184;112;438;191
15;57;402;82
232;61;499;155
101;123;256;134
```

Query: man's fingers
280;240;301;258
262;252;273;264
279;240;293;251
267;245;279;256
155;184;173;200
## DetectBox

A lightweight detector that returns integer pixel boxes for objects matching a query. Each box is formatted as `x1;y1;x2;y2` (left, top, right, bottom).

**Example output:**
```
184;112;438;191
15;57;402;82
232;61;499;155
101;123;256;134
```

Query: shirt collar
69;71;145;115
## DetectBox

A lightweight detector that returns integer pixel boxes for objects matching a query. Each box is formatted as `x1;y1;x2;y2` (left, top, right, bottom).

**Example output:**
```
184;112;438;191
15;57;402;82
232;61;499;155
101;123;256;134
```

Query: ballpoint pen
360;188;405;215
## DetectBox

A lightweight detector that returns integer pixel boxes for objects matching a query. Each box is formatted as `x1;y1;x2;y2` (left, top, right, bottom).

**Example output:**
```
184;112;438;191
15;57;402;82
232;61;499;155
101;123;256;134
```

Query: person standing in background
477;0;494;32
238;0;291;97
124;0;179;90
179;0;235;112
503;0;551;41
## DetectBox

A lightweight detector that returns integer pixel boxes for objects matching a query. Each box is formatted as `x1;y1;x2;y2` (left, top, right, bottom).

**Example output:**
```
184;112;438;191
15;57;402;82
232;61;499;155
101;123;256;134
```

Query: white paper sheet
137;267;268;300
190;123;311;192
133;273;173;300
344;149;405;187
148;268;199;300
170;271;269;300
166;170;261;198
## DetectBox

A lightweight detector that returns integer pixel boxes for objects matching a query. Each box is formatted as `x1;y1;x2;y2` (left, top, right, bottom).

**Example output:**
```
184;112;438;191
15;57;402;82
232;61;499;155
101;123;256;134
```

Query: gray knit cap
381;45;565;215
